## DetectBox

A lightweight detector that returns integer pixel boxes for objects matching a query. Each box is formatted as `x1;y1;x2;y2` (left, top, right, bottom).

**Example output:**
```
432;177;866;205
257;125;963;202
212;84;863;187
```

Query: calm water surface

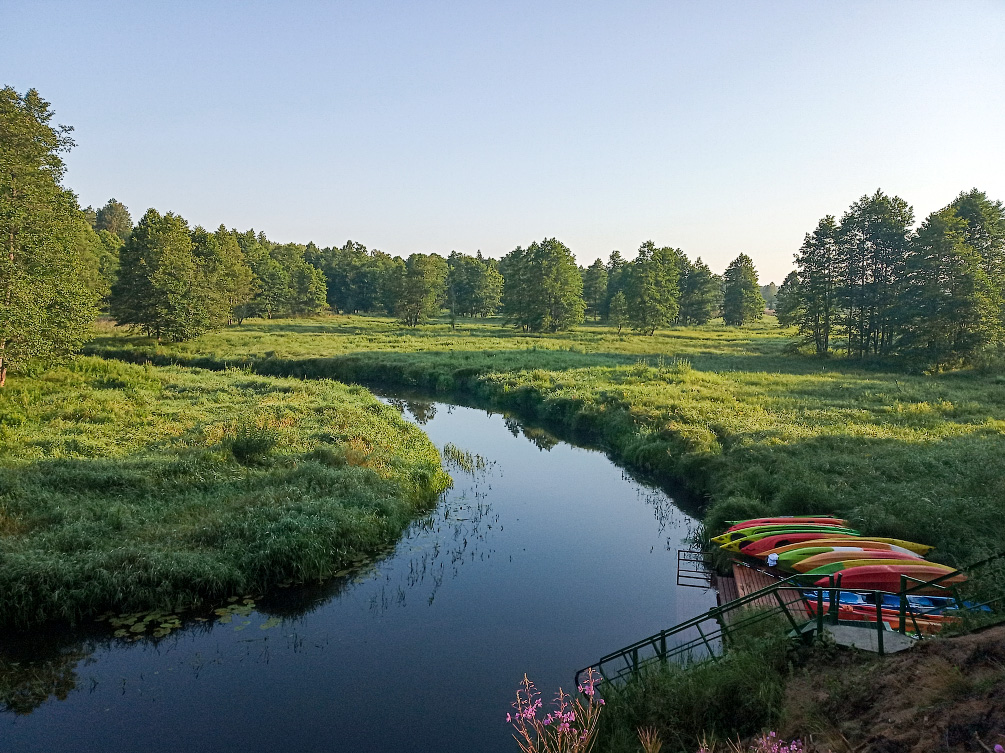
1;398;715;753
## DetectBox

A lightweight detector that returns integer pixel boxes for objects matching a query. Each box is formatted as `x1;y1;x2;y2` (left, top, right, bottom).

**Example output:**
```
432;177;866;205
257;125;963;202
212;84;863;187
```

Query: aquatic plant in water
507;669;603;752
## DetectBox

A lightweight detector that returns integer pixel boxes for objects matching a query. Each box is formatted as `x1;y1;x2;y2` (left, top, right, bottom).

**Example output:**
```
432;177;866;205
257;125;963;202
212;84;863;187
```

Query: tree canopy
501;238;584;332
0;87;100;385
722;254;765;326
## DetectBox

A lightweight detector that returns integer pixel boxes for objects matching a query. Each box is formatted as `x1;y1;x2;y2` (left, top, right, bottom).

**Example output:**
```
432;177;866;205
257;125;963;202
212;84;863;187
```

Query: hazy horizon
3;1;1004;283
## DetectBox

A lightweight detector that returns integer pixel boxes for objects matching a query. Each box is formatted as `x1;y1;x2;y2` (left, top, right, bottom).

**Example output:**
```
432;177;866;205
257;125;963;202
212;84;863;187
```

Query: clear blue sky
4;1;1004;283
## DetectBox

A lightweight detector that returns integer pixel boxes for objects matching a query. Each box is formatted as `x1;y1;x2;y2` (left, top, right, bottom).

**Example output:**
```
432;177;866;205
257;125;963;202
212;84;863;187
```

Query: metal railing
575;551;1005;688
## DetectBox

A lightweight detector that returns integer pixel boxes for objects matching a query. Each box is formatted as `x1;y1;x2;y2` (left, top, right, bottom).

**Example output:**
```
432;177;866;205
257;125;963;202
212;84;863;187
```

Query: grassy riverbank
0;357;449;627
86;315;1005;569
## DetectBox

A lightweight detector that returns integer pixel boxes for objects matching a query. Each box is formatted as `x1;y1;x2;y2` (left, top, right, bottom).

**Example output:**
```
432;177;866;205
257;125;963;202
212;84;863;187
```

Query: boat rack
574;549;1005;689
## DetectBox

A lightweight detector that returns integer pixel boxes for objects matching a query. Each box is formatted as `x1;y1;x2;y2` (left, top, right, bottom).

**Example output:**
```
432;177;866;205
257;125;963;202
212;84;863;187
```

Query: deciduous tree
0;87;99;386
625;241;681;335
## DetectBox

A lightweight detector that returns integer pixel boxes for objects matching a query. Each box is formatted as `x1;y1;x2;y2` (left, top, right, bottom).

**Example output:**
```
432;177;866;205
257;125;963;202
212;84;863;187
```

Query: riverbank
85;315;1005;570
0;357;449;627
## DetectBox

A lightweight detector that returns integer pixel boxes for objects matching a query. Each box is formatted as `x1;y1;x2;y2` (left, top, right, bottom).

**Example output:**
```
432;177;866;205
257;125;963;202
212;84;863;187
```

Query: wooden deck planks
729;563;811;620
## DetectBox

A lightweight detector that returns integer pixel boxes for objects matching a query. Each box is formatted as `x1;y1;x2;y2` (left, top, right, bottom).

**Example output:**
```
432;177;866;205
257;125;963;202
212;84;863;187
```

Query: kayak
725;516;847;532
804;559;955;577
804;597;952;634
741;533;861;556
813;564;965;594
781;548;923;572
713;523;860;546
754;538;932;558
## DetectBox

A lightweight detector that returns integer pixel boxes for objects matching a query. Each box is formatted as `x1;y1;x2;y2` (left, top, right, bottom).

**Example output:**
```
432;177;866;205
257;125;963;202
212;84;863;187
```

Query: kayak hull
804;559;954;577
814;565;965;594
713;523;859;546
783;549;923;572
741;534;861;557
755;538;928;558
725;516;847;532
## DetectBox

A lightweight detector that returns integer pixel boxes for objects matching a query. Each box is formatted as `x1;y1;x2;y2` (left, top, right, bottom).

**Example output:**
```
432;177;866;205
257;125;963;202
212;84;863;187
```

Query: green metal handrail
575;553;1005;688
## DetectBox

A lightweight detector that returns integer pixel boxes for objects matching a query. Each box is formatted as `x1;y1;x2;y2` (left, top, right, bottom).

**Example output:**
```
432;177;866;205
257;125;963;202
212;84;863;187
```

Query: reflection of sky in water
2;399;715;753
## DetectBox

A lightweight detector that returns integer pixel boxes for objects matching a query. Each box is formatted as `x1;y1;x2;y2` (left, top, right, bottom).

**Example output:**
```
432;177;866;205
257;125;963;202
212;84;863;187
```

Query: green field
0;357;448;627
86;314;1005;571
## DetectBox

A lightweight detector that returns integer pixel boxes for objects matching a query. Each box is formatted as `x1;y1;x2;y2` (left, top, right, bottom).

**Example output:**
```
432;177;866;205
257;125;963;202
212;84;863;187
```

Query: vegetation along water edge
86;315;1005;577
0;356;449;628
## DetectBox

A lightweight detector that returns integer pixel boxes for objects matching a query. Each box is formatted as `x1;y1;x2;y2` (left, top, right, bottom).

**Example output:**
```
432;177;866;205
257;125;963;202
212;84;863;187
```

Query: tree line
776;189;1005;368
82;205;769;339
9;85;1001;385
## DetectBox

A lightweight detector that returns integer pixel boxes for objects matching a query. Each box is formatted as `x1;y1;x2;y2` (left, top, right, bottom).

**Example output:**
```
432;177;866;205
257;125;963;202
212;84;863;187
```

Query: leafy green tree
760;282;778;310
838;191;914;357
678;256;720;325
790;215;841;354
190;226;257;325
898;207;1002;368
111;209;214;341
288;259;328;315
609;290;629;334
0;86;100;386
447;251;503;319
722;253;765;326
581;258;608;322
625;241;681;335
501;238;584;332
604;249;627;318
948;189;1005;332
94;198;133;242
775;271;802;328
391;253;448;326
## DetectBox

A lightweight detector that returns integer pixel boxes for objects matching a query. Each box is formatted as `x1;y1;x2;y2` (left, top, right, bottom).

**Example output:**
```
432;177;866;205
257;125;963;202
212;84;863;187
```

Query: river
1;396;715;753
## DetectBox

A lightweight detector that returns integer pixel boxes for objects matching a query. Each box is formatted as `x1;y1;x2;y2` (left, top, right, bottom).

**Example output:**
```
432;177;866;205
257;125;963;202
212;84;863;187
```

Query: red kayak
726;516;847;533
805;600;952;635
814;564;966;594
741;532;859;556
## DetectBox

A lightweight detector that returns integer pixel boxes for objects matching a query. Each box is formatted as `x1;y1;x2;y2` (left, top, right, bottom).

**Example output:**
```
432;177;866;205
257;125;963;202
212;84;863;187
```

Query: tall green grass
86;315;1005;568
0;357;449;627
596;630;793;753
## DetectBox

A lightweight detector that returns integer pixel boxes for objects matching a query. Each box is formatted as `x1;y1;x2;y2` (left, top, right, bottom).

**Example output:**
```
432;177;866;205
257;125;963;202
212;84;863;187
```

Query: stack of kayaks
713;515;964;595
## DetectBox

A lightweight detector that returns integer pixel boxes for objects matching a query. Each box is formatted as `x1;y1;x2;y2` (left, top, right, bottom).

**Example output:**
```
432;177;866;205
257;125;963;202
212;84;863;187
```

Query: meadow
0;357;449;627
86;314;1005;571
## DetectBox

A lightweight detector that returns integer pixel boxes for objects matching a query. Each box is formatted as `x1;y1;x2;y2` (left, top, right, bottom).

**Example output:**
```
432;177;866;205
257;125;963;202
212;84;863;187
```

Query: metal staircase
575;552;1005;689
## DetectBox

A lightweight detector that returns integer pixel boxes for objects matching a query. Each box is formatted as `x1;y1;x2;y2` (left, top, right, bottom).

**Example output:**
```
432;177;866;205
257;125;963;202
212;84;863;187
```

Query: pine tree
790;216;841;354
775;271;803;328
581;258;608;322
678;256;720;325
94;198;133;242
898;208;1002;368
722;254;765;326
838;191;913;357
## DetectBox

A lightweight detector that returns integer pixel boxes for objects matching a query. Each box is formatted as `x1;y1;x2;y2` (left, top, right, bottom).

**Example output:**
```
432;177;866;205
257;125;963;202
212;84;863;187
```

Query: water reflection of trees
0;630;98;714
503;417;559;451
387;398;437;425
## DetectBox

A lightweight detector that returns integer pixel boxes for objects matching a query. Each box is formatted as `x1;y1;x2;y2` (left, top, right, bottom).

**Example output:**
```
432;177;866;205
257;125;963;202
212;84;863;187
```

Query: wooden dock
713;562;810;623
